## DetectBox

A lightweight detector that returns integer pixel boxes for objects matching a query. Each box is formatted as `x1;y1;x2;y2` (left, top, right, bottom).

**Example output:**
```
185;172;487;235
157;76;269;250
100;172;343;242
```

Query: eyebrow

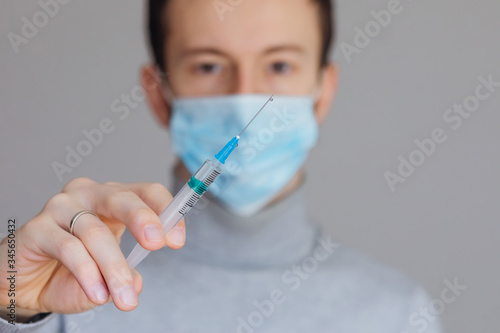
180;44;306;58
181;48;228;58
263;45;306;55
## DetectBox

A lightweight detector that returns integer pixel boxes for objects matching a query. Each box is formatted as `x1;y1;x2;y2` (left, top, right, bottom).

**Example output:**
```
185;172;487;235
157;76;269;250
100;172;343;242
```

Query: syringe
126;95;274;269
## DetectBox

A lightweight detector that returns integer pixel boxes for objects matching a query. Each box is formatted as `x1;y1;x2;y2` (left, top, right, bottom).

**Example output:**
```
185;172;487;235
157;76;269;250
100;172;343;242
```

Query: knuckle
145;183;172;213
45;193;72;212
148;182;169;195
56;237;82;260
21;214;51;244
103;181;121;187
130;207;156;226
107;262;133;289
73;260;97;279
106;190;136;209
63;177;95;193
84;224;112;241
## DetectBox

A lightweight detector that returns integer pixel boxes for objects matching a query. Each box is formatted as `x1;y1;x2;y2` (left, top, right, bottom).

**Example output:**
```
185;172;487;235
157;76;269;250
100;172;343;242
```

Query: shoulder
305;228;442;332
312;228;419;294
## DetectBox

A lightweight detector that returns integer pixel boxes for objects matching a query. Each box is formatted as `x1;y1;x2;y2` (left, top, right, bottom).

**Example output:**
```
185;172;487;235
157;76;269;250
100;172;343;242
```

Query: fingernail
93;282;108;303
170;226;185;246
120;285;138;306
144;225;164;242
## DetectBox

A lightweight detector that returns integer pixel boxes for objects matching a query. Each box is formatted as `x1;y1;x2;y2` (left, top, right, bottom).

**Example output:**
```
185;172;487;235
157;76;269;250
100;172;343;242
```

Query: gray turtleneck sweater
0;176;442;333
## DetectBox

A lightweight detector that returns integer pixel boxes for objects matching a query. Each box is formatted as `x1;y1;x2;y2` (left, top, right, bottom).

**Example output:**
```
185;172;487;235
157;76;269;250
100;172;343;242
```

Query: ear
313;63;339;126
141;64;172;128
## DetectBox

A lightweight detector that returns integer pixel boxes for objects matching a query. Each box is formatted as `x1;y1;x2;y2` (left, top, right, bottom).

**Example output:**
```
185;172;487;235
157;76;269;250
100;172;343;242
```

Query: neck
170;161;320;268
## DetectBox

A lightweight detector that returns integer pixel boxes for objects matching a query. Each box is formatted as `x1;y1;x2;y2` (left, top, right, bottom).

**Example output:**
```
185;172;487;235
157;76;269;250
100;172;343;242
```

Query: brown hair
147;0;335;71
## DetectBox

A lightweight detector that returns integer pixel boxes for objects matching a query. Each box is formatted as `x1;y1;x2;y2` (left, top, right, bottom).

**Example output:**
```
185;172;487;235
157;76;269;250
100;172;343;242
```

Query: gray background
1;0;498;332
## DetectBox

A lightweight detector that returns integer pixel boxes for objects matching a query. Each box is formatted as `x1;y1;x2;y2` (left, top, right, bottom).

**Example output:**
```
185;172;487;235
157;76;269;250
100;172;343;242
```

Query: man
0;0;442;331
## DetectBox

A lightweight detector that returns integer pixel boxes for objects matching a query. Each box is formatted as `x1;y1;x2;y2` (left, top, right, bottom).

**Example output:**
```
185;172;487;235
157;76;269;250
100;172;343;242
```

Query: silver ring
70;210;97;235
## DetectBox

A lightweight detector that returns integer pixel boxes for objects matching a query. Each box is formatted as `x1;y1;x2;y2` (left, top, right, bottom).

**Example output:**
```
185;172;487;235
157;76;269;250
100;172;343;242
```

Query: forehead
164;0;321;57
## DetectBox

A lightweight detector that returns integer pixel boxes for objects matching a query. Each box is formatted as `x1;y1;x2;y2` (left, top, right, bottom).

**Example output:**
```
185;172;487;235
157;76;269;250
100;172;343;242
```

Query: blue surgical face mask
169;94;319;216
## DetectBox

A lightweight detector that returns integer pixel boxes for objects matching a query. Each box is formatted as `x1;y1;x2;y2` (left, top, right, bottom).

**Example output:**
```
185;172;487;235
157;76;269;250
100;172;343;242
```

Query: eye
269;61;292;74
196;63;222;75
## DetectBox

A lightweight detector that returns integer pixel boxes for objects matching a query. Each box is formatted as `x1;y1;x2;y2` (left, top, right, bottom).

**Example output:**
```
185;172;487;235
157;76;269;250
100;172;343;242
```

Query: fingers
29;178;187;313
33;218;111;307
62;179;170;251
70;211;140;310
125;182;186;249
124;182;173;215
40;206;142;311
166;218;186;249
63;179;186;251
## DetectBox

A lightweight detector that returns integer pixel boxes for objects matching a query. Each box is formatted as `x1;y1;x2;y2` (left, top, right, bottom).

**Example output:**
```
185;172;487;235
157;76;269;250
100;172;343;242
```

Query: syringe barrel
126;159;221;269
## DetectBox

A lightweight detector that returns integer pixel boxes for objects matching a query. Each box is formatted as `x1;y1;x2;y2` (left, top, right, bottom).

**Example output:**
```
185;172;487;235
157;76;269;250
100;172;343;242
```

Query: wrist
0;306;45;323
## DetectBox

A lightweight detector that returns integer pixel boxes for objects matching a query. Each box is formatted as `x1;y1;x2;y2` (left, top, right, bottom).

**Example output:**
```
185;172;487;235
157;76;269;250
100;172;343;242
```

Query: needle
238;95;274;137
215;95;274;164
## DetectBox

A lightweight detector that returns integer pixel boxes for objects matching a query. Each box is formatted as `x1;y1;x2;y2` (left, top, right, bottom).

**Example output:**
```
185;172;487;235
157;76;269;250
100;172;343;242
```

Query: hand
0;178;186;317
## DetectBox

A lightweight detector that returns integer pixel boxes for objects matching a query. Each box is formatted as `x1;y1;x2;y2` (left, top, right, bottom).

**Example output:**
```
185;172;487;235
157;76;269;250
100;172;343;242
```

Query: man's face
163;0;324;97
